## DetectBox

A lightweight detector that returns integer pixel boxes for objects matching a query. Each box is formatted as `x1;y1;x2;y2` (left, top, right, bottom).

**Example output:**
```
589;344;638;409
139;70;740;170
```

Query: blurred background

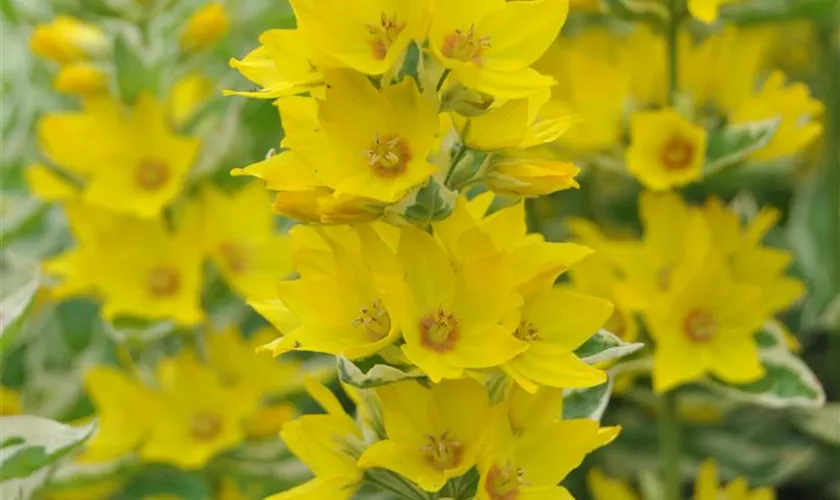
1;0;838;499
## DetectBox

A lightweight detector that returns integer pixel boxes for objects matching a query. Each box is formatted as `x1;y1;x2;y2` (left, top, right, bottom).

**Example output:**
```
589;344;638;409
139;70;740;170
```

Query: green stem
661;390;681;500
661;3;683;500
444;125;470;187
816;18;840;395
436;68;452;92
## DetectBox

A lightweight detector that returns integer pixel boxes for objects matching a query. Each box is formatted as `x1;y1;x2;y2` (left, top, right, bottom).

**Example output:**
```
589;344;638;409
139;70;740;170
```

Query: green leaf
114;33;156;104
602;0;669;25
563;378;613;421
0;416;96;499
575;329;645;365
705;117;781;173
754;320;792;353
119;465;210;500
721;0;838;24
704;351;826;409
0;256;40;355
399;178;457;227
336;355;425;389
792;404;840;445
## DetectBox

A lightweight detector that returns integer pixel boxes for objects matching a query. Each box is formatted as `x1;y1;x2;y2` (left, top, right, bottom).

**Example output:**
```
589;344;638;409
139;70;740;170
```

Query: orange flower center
367;12;405;60
442;24;490;64
420;431;463;470
351;298;391;341
485;463;523;500
363;133;411;178
190;413;222;441
135;158;170;190
218;242;249;273
513;321;539;342
419;307;459;353
683;309;717;343
147;266;180;297
660;136;695;171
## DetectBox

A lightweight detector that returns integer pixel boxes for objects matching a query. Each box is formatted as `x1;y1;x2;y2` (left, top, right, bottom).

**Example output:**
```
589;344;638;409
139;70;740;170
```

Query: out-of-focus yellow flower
486;157;579;198
0;386;22;415
702;198;805;317
83;366;159;461
189;183;293;300
695;460;775;500
97;217;204;325
205;327;304;398
627;109;707;191
25;163;78;202
45;208;204;325
730;71;823;162
429;0;568;98
269;380;362;499
141;351;260;469
227;29;324;99
38;94;201;218
588;468;640;500
168;73;213;128
30;16;107;64
571;0;601;10
53;63;107;96
290;0;430;75
359;379;491;492
503;287;610;393
318;71;438;202
646;258;766;393
243;404;296;440
179;3;230;54
688;0;735;24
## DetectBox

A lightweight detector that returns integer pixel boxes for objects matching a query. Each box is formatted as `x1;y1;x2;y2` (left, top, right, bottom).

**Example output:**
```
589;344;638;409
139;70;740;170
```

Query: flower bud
179;3;230;54
30;16;108;64
54;63;107;96
486;157;580;198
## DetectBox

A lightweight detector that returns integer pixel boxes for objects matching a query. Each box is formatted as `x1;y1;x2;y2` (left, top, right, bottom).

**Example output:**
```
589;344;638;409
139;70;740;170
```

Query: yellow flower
455;96;578;152
168;73;213;128
83;366;158;461
0;386;22;415
503;287;611;393
269;380;362;499
25;163;78;202
258;224;401;359
566;220;639;342
179;3;230;54
358;379;491;492
695;460;775;500
30;16;107;64
95;215;204;325
53;63;107;96
646;258;766;393
232;95;391;222
317;70;438;202
702;198;805;317
396;225;527;382
486;157;579;198
588;468;640;500
140;351;260;469
38;94;201;218
290;0;430;75
205;326;304;398
190;183;293;300
626;108;707;191
226;29;324;99
730;71;823;162
429;0;569;98
688;0;734;24
477;390;619;500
